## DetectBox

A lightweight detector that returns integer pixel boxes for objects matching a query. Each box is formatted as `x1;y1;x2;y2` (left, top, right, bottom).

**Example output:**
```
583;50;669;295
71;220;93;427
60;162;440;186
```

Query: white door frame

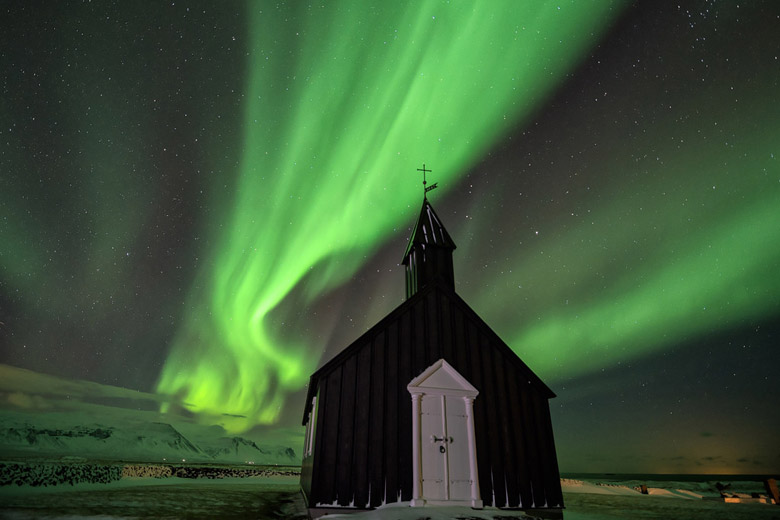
407;359;482;508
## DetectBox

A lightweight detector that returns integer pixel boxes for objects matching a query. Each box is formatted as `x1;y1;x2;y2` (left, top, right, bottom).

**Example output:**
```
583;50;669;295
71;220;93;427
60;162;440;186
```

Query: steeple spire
402;174;456;298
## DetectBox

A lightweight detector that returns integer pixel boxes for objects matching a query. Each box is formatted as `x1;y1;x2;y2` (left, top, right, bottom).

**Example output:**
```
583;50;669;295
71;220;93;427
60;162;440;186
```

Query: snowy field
561;491;780;520
1;475;779;519
0;475;306;519
559;478;779;520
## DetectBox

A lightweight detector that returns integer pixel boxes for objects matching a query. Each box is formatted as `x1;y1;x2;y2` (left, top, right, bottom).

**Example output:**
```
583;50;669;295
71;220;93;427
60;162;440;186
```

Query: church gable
302;280;554;422
408;358;478;396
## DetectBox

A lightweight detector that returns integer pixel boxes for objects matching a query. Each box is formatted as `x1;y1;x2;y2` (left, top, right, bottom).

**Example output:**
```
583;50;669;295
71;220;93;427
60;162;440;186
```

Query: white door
420;394;472;501
420;394;446;499
408;359;481;508
444;396;472;500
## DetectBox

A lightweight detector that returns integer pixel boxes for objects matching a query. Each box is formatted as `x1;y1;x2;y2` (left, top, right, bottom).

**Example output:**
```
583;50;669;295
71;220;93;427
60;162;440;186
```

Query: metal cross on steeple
417;163;438;198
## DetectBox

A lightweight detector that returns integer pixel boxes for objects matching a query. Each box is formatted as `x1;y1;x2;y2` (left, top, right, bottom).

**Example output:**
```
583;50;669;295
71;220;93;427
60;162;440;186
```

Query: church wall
437;291;563;510
397;309;414;501
519;384;543;505
352;345;372;506
336;354;357;503
494;335;519;506
509;365;534;507
367;330;386;507
383;317;402;503
315;368;340;503
307;286;562;511
539;396;564;506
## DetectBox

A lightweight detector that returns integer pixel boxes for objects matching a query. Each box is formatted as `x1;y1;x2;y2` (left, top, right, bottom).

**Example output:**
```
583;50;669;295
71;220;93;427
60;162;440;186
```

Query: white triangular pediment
407;359;478;397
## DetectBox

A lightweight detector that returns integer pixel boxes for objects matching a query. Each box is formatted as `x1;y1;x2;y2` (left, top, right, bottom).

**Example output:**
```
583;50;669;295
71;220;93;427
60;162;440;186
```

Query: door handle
432;436;454;443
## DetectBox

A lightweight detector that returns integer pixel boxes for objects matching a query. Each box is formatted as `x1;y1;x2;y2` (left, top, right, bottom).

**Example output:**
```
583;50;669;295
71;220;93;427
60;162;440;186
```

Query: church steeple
402;197;456;299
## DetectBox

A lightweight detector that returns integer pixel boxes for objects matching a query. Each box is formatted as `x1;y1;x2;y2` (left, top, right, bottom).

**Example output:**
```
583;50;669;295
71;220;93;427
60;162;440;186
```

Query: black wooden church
300;181;563;518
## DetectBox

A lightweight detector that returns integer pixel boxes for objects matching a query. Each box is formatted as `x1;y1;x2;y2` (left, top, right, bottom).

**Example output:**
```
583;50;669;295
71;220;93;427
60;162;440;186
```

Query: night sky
1;1;778;474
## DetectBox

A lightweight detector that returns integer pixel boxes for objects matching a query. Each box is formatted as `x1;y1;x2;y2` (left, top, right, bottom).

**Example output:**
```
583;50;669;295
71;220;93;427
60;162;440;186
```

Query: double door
420;394;472;501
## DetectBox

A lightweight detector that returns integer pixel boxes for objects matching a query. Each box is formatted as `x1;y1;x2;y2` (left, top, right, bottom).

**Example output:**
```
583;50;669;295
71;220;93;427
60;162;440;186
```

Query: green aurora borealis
2;1;779;472
156;2;624;431
494;122;780;378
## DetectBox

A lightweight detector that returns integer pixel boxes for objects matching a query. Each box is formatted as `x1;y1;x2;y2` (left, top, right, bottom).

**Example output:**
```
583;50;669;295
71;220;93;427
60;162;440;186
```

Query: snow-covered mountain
0;414;297;465
0;365;300;466
200;436;297;465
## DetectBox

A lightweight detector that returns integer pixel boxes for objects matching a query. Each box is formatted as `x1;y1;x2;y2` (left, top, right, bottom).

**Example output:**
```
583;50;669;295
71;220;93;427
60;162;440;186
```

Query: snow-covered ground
561;489;778;520
562;476;772;499
319;484;778;520
2;474;778;520
0;475;306;519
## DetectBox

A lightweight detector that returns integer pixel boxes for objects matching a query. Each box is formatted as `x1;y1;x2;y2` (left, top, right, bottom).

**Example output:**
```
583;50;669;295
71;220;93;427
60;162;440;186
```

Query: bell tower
401;196;456;299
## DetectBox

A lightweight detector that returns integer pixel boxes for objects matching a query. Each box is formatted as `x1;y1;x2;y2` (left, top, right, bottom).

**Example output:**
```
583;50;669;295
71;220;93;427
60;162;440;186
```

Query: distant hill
200;436;297;464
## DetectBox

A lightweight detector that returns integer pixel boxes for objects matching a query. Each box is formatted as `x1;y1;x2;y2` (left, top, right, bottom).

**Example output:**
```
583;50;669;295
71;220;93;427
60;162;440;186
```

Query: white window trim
305;394;318;457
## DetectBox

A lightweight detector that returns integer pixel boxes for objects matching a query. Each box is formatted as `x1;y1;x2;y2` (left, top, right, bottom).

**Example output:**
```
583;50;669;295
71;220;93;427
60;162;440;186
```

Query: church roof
302;278;555;423
401;198;456;264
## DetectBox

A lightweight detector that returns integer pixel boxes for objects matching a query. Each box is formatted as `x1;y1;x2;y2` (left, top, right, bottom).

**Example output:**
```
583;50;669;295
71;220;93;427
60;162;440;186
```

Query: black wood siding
305;283;562;510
